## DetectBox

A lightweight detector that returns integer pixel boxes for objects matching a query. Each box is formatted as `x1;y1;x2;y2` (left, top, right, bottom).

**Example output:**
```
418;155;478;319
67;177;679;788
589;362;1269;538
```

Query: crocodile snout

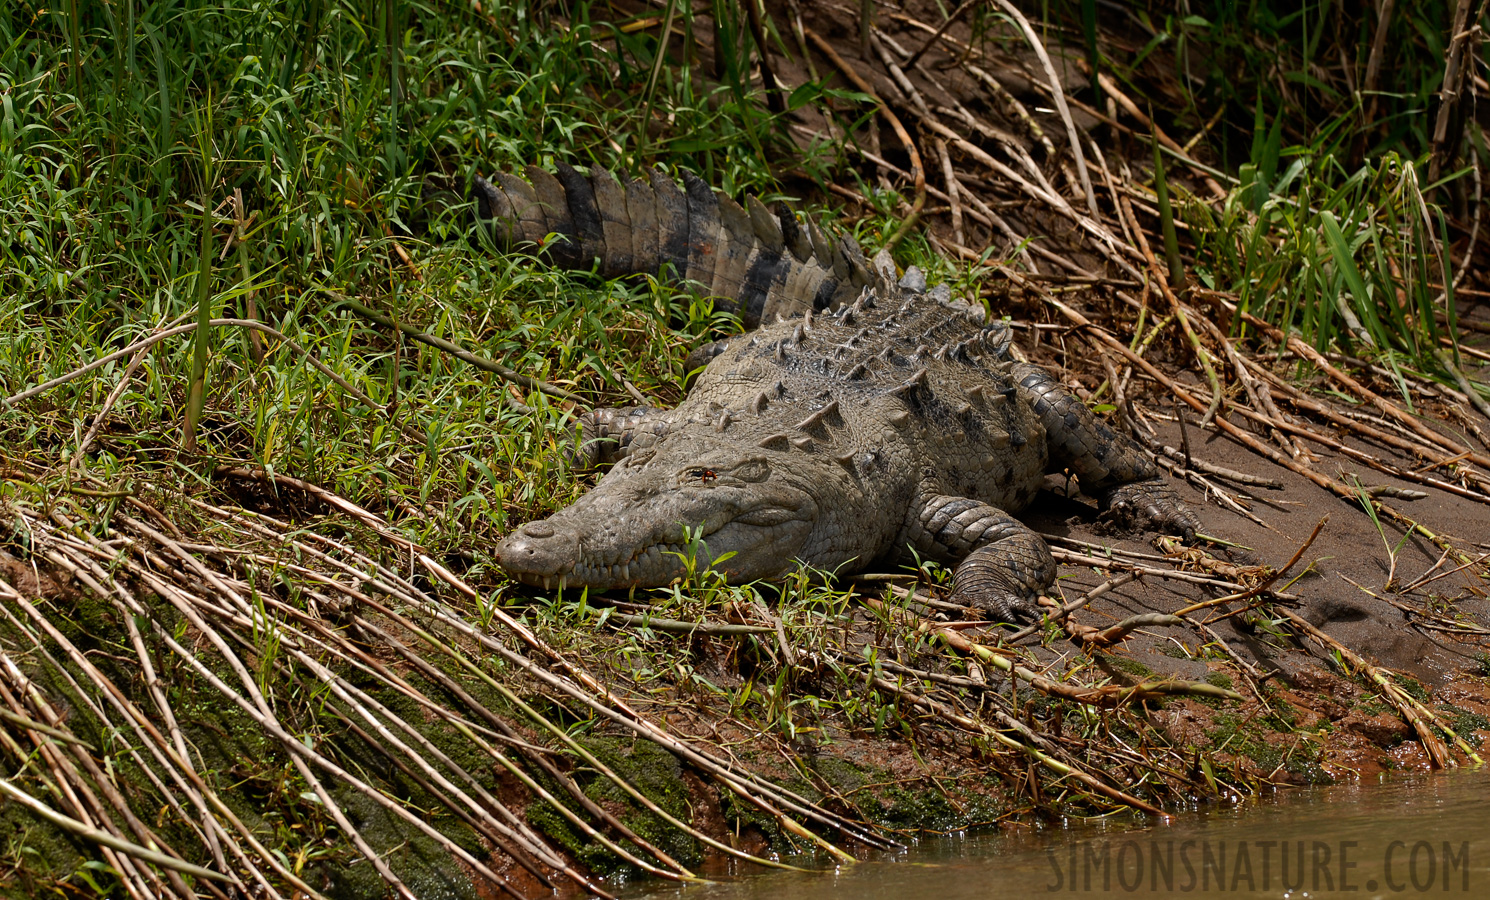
497;520;578;584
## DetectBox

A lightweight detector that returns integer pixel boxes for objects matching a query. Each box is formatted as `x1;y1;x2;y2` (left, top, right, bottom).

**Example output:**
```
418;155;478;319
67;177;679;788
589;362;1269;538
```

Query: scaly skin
496;266;1200;623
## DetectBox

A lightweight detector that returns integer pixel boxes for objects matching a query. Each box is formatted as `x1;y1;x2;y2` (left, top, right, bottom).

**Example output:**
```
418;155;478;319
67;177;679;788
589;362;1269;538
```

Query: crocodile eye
731;459;770;483
684;467;718;483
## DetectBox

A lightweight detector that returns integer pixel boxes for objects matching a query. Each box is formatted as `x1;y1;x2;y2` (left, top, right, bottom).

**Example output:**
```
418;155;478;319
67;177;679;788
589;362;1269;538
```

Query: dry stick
5;319;369;413
214;467;417;541
0;581;307;898
47;511;234;876
410;557;895;852
131;528;608;894
1038;291;1458;533
828;122;1048;274
216;604;577;873
361;602;822;872
423;612;888;856
803;26;925;251
865;598;1241;705
1250;363;1490;501
934;138;966;246
0;779;234;884
1224;399;1490;506
275;651;612;895
71;342;152;468
166;558;582;886
328;293;581;403
1086;137;1140;250
1443;127;1483;300
3;665;195;900
1289;335;1473;458
3;318;429;445
1072;613;1186;648
1092;71;1227;199
918;116;1145;281
1048;548;1258;593
111;561;515;900
0;704;93;748
1190;308;1301;457
1005;571;1141;643
0;551;245;899
3;538;257;891
113;517;472;900
1275;608;1479;767
111;567;428;900
982;0;1098;217
868;674;1168;816
1361;0;1396;125
190;497;889;854
0;678;158;900
1233;302;1481;463
1152;444;1283;488
885;11;1056;154
1117;193;1223;426
1241;354;1490;482
1434;347;1490;424
1429;0;1487;182
903;0;976;68
360;626;698;881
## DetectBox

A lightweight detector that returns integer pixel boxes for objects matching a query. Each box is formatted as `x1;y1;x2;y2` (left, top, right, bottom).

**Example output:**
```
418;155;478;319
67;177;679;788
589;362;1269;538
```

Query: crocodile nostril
523;522;555;538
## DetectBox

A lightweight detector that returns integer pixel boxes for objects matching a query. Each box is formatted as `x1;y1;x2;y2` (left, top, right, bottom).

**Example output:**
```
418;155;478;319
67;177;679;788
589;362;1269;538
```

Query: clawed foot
949;575;1041;625
949;540;1056;626
1099;478;1200;540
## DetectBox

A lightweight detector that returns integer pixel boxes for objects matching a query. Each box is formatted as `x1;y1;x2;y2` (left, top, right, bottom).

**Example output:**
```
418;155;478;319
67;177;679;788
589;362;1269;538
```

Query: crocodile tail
472;165;878;328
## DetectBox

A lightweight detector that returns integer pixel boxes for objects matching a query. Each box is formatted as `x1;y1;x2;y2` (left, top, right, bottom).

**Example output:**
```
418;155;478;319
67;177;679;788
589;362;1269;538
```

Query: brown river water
623;770;1490;899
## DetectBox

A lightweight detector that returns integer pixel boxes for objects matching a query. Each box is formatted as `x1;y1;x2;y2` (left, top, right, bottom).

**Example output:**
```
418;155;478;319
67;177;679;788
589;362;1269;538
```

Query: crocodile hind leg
1014;362;1200;539
568;406;674;468
903;494;1057;623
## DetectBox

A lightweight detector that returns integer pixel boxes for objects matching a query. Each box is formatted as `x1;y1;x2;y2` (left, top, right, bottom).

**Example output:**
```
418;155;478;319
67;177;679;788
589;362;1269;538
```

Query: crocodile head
497;433;823;590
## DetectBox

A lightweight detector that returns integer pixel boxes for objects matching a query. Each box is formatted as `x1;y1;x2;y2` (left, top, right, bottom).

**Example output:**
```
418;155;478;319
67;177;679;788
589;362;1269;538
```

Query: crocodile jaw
497;441;820;590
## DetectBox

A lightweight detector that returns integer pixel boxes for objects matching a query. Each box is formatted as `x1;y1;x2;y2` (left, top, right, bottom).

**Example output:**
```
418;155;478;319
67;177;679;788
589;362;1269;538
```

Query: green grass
0;0;834;542
1185;147;1480;395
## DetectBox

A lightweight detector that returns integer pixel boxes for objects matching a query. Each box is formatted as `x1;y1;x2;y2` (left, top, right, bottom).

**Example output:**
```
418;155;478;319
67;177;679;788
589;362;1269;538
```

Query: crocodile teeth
888;410;910;426
791;324;806;344
775;341;788;361
752;392;770;414
715;410;732;432
833;452;856;474
759;433;791;450
953;402;973;417
803;309;814;329
846;363;869;380
968;385;986;402
790;435;815;451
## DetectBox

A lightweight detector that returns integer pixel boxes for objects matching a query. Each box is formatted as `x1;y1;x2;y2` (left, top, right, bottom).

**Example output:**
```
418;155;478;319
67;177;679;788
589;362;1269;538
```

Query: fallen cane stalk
0;779;236;884
1276;608;1479;767
866;675;1167;817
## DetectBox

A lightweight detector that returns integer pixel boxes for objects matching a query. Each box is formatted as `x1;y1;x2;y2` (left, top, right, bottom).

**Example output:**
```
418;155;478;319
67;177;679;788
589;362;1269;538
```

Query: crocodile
477;166;1199;621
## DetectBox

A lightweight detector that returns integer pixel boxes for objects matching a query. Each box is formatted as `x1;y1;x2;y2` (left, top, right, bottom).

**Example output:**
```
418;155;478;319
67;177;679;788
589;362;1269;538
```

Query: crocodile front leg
1014;362;1200;539
903;494;1057;623
568;406;675;468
